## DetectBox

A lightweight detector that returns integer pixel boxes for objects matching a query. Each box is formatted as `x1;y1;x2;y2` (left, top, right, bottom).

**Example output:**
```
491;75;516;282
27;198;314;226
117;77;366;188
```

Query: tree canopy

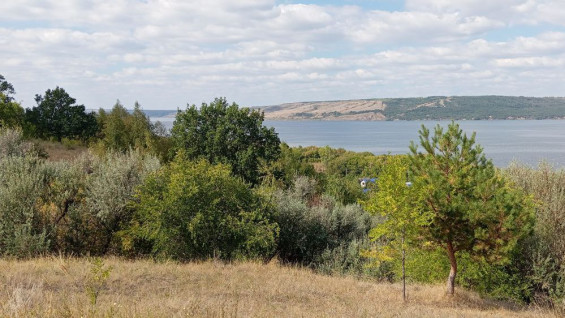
26;87;98;141
96;101;170;159
0;74;25;129
171;97;280;185
408;122;534;295
0;74;15;102
363;156;431;300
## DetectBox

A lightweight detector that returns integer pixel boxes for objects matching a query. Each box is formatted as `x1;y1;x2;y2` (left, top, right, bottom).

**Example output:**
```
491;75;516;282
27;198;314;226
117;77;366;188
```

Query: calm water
153;117;565;167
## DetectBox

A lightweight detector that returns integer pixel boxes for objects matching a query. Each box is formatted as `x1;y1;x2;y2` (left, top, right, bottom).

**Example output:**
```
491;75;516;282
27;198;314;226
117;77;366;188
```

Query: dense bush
505;163;565;308
0;129;160;256
43;150;160;255
273;176;374;266
0;128;38;158
0;155;49;257
125;155;278;261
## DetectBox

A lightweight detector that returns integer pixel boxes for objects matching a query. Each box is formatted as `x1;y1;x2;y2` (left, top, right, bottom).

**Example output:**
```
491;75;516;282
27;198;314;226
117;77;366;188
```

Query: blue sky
1;0;565;110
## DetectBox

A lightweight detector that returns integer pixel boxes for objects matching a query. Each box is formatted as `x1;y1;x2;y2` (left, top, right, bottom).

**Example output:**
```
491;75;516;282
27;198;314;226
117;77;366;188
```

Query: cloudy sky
1;0;565;110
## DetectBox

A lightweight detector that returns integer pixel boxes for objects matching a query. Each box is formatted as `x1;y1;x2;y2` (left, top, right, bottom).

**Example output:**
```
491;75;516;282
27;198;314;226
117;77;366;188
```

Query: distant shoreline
256;96;565;121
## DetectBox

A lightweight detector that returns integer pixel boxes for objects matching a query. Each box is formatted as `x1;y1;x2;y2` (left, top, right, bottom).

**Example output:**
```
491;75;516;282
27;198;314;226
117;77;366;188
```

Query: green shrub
274;176;374;266
315;239;390;279
0;155;49;257
125;155;278;261
505;162;565;307
0;138;160;256
0;128;37;158
49;150;160;255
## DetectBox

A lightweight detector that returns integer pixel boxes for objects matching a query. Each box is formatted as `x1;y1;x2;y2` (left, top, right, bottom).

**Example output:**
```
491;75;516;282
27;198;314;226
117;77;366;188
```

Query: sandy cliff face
259;99;387;120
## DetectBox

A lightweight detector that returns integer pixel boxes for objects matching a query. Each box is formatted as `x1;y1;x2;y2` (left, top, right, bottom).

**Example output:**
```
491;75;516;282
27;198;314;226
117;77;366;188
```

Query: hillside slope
258;96;565;120
0;258;557;317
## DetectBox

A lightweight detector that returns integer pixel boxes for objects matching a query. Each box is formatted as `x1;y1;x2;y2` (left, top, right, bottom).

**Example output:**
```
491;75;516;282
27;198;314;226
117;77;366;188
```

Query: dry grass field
36;140;89;161
0;257;558;318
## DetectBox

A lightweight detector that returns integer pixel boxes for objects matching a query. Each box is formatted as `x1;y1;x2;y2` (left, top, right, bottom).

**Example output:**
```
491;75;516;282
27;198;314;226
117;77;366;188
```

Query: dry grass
0;257;557;318
35;140;88;161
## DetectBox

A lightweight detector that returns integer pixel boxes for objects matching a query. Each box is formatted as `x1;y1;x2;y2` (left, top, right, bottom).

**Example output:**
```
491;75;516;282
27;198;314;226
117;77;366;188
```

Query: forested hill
257;96;565;120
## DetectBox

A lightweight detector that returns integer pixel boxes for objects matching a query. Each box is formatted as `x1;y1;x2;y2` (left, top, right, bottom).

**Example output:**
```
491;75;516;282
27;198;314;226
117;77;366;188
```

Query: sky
1;0;565;110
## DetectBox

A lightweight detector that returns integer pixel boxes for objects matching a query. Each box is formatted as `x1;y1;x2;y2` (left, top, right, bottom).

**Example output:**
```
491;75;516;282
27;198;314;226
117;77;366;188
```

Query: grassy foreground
0;257;557;318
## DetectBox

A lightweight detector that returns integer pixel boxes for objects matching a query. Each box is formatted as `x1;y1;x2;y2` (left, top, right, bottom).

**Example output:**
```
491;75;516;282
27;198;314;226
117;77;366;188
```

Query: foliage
505;162;565;308
0;74;15;101
0;95;25;129
25;87;98;141
41;150;160;255
0;133;159;257
96;101;171;160
408;122;534;294
126;155;278;260
0;155;49;257
84;257;112;305
171;97;280;185
362;156;431;294
0;74;25;129
314;238;388;279
273;176;374;265
0;128;38;158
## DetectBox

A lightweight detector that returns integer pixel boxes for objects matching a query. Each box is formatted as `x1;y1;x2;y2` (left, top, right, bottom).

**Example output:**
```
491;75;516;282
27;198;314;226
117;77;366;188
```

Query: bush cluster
0;129;160;257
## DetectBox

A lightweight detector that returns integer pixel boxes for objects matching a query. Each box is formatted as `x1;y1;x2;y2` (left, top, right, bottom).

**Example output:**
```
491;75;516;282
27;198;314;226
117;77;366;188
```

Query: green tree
408;122;534;295
97;101;171;161
125;155;278;260
0;74;25;129
363;156;431;300
0;96;25;129
171;97;280;185
0;74;15;101
26;87;98;141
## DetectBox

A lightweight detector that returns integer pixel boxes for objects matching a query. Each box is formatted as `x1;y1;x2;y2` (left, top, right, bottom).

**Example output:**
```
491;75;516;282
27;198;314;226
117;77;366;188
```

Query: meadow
1;257;558;318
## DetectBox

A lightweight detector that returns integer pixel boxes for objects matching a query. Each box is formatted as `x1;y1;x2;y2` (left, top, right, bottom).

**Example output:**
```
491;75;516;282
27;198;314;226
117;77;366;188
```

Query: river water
152;117;565;168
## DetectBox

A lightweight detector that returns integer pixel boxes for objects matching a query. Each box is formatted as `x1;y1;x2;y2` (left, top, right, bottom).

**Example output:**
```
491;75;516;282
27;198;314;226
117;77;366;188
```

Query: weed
84;257;112;305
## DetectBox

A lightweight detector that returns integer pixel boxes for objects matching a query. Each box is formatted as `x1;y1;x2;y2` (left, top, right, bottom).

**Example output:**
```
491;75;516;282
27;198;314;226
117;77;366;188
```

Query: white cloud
0;0;564;108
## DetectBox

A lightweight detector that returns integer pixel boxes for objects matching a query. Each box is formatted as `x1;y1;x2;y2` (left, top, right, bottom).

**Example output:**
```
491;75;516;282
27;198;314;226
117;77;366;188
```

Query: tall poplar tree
408;122;533;295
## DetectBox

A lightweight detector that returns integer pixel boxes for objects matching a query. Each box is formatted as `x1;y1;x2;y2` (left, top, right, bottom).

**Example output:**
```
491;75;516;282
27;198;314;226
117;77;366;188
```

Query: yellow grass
0;257;557;318
36;140;88;162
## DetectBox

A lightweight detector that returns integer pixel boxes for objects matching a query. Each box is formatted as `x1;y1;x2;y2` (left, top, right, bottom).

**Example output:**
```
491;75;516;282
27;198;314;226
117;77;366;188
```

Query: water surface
153;117;565;167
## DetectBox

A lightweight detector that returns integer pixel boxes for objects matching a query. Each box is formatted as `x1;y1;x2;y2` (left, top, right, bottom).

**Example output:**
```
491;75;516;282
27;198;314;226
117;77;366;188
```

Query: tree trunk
446;241;457;296
402;230;406;302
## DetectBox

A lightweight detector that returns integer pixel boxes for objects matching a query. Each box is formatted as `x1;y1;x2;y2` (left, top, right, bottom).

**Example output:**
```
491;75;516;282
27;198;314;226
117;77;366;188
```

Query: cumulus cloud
0;0;564;108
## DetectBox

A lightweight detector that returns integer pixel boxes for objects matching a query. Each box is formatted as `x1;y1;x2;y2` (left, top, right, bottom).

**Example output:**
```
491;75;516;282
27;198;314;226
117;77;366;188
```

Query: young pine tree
408;122;534;295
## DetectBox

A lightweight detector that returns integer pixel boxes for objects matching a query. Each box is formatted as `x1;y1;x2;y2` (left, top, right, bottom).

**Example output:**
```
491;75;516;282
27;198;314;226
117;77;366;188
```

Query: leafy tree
125;155;278;260
408;122;534;295
25;87;98;141
0;74;25;129
363;156;431;300
0;96;25;129
97;101;171;161
0;74;15;102
171;97;280;185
